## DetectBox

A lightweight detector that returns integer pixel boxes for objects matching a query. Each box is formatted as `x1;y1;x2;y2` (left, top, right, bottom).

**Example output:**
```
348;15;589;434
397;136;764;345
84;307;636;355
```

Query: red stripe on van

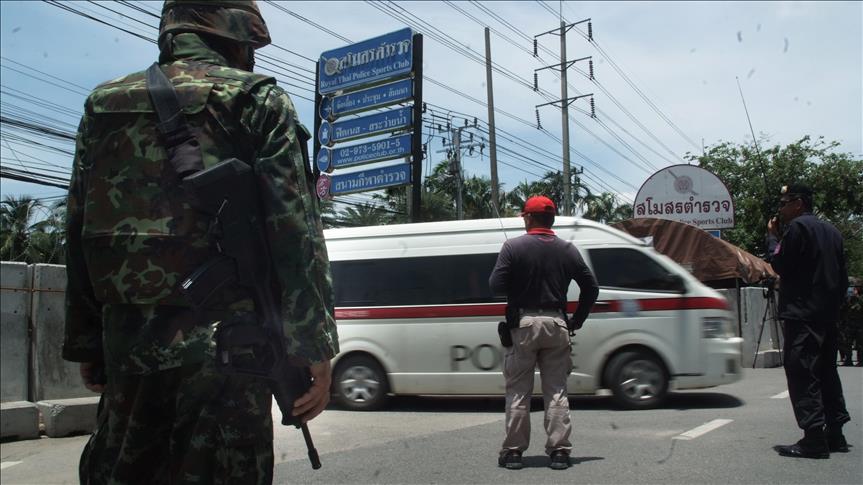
335;296;728;320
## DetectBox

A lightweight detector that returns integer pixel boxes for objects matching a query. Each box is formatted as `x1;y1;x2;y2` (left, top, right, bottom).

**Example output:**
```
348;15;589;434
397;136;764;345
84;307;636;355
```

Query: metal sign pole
411;33;424;223
313;63;322;186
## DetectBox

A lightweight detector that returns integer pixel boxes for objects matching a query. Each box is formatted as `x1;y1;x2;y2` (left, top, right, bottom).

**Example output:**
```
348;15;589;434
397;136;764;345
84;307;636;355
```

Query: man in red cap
489;195;599;470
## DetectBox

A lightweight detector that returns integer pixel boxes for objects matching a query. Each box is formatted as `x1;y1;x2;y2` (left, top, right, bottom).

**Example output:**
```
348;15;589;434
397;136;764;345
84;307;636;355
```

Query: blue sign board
329;163;411;196
707;230;721;238
318;107;412;146
319;79;413;120
318;28;413;94
318;134;412;172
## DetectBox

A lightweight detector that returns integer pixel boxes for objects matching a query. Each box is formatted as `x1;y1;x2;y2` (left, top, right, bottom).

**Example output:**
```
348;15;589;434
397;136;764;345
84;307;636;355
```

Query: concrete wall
1;262;98;441
1;262;31;402
31;264;90;401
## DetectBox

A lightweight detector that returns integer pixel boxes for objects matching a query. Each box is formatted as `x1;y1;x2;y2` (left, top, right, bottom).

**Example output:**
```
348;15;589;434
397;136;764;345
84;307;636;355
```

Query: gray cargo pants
501;311;572;455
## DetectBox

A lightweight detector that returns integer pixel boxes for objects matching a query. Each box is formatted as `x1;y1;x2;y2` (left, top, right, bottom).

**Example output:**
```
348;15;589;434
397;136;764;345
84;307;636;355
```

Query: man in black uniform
489;196;599;470
767;183;851;459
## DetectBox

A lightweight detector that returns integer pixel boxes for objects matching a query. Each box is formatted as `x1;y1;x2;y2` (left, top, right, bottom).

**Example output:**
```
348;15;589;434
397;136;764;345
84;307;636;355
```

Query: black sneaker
549;450;570;470
498;450;523;470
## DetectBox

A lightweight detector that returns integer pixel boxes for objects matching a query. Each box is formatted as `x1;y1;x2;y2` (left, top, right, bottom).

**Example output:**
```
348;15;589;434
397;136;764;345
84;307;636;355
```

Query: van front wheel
332;355;389;411
605;351;668;410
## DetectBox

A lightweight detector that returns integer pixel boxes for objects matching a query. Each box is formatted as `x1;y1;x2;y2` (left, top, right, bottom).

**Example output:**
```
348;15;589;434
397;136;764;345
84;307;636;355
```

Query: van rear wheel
332;355;389;411
605;351;668;410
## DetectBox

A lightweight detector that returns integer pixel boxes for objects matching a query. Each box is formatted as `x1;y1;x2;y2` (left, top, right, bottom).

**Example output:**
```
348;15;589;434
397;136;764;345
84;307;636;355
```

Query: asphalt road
2;368;861;485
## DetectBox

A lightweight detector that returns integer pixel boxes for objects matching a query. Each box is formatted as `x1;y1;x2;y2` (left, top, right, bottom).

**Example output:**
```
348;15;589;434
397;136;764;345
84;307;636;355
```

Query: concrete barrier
0;401;40;440
1;262;31;403
2;262;97;443
31;264;90;402
37;397;100;438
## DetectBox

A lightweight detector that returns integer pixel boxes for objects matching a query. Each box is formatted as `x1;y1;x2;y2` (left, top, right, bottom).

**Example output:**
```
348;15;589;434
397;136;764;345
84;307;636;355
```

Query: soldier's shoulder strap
145;62;204;176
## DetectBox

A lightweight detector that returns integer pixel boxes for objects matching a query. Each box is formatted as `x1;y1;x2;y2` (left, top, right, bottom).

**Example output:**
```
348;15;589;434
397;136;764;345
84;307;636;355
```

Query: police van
326;217;742;410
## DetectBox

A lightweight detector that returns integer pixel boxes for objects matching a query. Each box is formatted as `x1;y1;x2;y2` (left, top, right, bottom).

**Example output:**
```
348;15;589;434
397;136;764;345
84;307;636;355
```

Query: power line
263;1;352;44
471;2;679;169
21;1;639;207
43;0;157;45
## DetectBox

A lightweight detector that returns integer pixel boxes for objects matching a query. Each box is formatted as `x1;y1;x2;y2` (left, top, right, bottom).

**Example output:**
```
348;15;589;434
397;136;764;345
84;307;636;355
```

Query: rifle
146;64;321;469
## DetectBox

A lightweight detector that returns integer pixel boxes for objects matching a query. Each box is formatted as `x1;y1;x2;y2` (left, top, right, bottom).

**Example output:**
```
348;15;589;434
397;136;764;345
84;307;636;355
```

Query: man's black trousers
782;320;850;431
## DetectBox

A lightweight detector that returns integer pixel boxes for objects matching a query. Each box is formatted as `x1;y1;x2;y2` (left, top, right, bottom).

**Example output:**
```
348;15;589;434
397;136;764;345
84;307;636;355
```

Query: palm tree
317;198;340;229
582;193;632;224
461;175;497;219
336;202;390;227
28;198;67;264
1;195;43;262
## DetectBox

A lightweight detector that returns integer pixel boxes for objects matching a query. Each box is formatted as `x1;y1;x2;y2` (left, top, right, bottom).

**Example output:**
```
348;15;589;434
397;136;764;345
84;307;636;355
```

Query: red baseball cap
521;195;557;215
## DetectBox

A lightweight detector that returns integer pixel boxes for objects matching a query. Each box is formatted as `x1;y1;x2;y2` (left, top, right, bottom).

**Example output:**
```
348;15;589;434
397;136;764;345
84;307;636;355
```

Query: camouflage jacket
63;33;339;374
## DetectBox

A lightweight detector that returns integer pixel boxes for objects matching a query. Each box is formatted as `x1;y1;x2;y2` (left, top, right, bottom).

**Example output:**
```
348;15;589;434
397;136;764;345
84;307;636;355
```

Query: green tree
30;199;66;264
689;136;862;275
318;198;340;229
502;171;592;216
583;192;632;224
336;202;389;227
0;195;66;264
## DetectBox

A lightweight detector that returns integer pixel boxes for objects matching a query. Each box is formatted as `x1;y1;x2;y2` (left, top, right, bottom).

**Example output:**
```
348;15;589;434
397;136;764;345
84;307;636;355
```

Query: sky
1;1;861;214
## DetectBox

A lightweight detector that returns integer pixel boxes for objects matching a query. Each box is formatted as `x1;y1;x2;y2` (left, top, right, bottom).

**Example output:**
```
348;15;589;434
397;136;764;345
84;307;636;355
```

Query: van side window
332;254;504;307
588;248;678;291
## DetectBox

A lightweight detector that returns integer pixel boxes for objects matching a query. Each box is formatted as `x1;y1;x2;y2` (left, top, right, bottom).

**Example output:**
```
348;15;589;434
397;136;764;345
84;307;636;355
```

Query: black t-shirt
489;230;599;324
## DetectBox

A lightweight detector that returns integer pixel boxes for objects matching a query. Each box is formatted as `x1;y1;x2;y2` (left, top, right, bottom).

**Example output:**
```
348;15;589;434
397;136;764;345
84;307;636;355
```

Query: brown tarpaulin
612;218;777;288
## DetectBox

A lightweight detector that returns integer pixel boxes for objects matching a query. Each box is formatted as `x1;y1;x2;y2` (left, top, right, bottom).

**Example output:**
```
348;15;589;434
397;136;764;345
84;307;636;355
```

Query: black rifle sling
145;62;204;176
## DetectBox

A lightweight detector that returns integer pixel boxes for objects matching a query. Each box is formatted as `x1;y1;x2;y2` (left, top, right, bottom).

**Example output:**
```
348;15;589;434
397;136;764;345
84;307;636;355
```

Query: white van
325;217;742;410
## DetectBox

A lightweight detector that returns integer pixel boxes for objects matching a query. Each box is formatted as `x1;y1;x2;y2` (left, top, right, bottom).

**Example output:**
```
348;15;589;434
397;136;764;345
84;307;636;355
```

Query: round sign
316;174;332;200
324;58;340;76
318;120;332;146
319;97;333;121
633;164;735;230
316;148;332;173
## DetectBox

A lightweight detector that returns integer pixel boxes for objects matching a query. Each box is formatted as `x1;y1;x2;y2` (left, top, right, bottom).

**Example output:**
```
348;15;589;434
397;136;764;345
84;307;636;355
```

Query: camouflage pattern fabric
79;358;273;484
159;0;271;49
66;27;337;484
63;30;339;372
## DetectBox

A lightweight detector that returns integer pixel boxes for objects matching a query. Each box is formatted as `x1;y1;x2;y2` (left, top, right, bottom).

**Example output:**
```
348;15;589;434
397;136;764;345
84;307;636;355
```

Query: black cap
780;183;813;197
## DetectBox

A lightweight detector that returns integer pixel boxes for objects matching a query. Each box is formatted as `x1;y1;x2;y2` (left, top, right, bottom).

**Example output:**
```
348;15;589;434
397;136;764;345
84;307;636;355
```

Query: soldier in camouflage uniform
63;1;339;483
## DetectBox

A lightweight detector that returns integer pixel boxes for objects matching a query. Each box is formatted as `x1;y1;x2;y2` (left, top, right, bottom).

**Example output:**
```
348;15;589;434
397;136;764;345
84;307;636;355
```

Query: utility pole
484;27;500;216
559;21;571;217
436;123;484;220
453;128;463;220
534;19;595;216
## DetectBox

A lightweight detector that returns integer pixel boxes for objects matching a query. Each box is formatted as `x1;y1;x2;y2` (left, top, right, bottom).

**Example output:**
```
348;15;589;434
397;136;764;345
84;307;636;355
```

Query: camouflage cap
159;0;271;49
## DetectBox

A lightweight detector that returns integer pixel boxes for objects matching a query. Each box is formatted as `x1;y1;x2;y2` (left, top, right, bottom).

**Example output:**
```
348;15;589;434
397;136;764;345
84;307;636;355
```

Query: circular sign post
318;120;332;146
316;148;332;173
319;97;333;121
315;174;332;200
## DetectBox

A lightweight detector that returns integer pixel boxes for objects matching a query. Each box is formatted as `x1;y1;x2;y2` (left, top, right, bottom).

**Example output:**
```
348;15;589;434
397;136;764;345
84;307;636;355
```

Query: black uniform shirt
489;229;599;326
768;213;847;322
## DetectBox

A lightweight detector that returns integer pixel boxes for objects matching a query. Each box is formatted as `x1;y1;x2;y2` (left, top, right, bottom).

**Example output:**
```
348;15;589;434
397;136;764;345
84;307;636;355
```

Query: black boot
826;425;850;453
774;427;830;459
